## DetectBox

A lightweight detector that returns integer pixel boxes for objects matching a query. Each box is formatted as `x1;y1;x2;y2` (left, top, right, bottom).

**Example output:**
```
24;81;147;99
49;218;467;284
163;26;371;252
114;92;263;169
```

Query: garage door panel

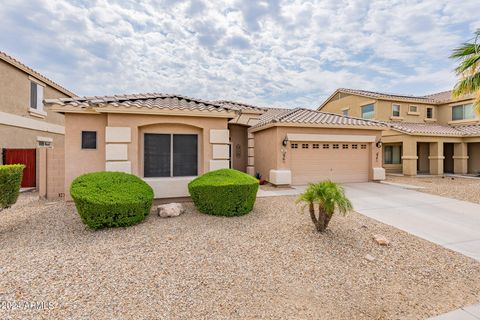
291;143;369;185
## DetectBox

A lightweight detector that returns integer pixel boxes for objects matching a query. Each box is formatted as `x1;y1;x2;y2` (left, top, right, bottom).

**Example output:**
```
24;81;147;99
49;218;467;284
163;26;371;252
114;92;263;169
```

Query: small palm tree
296;180;353;232
450;29;480;114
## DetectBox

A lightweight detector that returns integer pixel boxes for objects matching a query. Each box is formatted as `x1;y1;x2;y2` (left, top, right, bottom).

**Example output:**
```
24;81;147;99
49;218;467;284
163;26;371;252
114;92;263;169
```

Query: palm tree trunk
317;205;329;232
309;203;319;230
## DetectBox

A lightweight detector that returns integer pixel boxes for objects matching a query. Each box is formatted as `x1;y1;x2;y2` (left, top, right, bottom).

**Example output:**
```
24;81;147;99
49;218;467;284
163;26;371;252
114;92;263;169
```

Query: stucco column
453;142;469;174
429;142;444;175
402;139;417;176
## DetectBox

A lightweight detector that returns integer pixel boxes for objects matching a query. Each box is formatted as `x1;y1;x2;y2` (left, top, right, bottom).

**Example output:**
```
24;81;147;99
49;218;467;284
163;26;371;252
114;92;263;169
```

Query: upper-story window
426;107;434;119
392;104;400;117
342;109;349;117
452;103;475;121
409;105;418;113
30;80;44;113
361;104;374;119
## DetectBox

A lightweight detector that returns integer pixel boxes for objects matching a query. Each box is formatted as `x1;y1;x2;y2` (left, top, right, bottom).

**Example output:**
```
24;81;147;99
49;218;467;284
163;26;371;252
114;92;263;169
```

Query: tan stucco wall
63;112;230;199
0;59;68;125
320;93;376;118
468;143;480;174
436;100;479;126
253;126;382;182
64;113;107;199
229;124;248;172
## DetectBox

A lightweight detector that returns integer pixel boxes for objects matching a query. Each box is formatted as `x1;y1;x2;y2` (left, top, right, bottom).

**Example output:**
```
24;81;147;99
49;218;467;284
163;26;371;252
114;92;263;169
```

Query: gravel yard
1;193;480;319
387;175;480;204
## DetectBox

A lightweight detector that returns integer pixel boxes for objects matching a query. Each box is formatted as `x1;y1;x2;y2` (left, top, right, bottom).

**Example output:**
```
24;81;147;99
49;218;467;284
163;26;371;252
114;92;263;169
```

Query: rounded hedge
0;164;25;209
70;172;154;230
188;169;259;216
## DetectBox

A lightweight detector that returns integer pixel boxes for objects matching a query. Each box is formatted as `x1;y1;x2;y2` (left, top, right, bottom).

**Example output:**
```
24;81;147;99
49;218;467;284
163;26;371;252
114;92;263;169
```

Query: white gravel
1;192;479;319
387;175;480;204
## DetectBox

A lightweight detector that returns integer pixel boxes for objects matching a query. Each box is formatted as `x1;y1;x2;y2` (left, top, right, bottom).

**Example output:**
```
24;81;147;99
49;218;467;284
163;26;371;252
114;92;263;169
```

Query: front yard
1;193;480;319
387;175;480;204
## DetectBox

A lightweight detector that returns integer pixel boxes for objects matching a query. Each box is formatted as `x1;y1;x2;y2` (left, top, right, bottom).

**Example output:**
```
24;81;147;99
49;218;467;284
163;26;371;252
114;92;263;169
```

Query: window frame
361;104;375;119
392;104;401;117
426;107;433;119
452;103;475;121
143;133;199;178
384;145;402;165
409;105;418;113
29;80;45;113
81;131;97;150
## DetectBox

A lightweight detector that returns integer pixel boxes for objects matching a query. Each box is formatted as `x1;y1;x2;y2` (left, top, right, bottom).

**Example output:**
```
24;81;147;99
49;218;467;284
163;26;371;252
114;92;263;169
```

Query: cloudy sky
1;0;479;108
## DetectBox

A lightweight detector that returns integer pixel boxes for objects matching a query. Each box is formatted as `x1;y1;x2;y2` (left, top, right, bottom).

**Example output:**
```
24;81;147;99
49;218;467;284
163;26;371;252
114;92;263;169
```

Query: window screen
144;134;171;177
81;131;97;149
30;81;37;109
173;134;198;176
426;107;433;119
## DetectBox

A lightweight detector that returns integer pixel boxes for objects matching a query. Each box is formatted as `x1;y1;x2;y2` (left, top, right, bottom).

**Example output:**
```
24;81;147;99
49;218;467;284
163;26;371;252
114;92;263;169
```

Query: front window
452;103;475;121
392;104;400;117
361;104;374;119
30;81;44;111
144;133;198;177
81;131;97;149
384;145;402;164
426;107;433;119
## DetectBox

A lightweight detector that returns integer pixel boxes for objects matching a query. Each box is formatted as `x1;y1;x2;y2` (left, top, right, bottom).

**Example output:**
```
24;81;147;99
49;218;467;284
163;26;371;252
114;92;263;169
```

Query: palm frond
452;72;480;97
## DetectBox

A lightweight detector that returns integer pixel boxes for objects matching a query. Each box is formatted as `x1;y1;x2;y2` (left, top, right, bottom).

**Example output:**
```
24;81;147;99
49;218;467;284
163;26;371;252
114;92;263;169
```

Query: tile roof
215;100;268;112
386;121;480;136
0;51;75;97
252;108;385;130
319;88;476;110
45;93;234;114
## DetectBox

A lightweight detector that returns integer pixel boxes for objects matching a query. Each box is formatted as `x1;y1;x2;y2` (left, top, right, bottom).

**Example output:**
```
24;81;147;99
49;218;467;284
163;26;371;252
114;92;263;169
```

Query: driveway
343;182;480;261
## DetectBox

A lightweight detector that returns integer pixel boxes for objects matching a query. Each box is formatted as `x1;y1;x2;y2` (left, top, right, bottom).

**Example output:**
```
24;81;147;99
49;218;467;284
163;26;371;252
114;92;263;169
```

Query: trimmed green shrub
188;169;259;216
0;164;25;209
70;172;154;230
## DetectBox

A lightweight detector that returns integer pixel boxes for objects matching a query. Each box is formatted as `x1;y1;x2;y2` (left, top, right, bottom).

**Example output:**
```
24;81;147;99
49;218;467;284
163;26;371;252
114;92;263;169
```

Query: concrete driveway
343;182;480;261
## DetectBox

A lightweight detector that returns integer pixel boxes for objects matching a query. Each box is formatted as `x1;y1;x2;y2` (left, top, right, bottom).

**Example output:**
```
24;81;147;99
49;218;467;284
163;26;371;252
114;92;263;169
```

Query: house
318;88;480;176
0;51;75;195
44;94;386;199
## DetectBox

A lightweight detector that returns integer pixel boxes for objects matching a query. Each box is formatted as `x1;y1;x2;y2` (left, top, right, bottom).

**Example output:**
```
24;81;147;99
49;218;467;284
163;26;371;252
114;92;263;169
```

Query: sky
1;0;479;108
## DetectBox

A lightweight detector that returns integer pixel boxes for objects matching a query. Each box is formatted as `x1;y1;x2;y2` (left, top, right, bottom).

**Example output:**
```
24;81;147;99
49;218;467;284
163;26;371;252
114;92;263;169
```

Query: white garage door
290;142;370;185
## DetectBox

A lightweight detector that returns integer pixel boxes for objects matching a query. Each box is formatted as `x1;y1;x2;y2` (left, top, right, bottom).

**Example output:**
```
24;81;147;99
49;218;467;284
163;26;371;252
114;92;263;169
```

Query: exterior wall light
376;141;383;148
282;136;289;146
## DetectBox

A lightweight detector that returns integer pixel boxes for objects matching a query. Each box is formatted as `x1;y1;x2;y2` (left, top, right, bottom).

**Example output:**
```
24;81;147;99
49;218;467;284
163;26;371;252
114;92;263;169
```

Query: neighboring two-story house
319;88;480;176
0;51;75;191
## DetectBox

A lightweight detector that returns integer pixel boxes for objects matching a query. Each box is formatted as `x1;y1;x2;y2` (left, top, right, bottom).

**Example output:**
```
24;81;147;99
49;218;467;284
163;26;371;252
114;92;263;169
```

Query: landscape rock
373;234;390;246
364;254;376;262
157;203;185;218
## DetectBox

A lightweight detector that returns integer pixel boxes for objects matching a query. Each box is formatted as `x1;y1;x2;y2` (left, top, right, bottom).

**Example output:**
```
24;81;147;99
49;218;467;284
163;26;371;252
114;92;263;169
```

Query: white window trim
29;79;45;116
360;103;375;119
392;104;401;117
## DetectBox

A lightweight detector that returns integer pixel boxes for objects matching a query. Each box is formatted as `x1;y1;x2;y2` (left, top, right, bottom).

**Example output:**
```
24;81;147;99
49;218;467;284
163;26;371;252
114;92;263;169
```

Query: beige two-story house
319;88;480;176
0;51;75;191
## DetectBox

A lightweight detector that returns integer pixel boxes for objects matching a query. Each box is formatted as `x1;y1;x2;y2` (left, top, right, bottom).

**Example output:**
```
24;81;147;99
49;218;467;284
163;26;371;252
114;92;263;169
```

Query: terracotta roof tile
253;108;385;129
336;88;437;103
215;100;268;112
0;51;75;97
386;121;480;136
45;93;234;113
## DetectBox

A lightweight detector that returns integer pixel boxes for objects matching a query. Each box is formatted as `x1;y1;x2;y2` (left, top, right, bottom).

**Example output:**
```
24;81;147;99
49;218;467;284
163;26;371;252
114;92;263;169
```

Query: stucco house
0;51;75;194
45;93;386;199
319;88;480;176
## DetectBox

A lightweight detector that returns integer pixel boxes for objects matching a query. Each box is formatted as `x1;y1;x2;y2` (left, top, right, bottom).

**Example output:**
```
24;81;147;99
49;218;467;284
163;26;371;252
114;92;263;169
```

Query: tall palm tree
450;29;480;114
297;180;353;232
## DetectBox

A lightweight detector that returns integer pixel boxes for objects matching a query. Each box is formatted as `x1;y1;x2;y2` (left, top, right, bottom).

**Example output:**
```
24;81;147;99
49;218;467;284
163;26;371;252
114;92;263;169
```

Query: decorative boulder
158;203;185;218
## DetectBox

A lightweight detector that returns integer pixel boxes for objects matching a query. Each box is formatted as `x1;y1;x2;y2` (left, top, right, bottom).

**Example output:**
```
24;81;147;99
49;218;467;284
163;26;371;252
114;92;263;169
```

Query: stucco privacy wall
253;126;383;184
38;143;65;199
64;113;230;199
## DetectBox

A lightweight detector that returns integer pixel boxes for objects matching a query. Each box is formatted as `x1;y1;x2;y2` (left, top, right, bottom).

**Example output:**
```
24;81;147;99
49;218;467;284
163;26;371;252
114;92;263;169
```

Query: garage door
290;142;369;185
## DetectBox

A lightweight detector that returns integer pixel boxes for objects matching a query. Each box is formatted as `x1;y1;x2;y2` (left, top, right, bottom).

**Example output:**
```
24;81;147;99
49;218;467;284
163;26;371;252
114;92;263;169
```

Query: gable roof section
0;51;75;97
251;107;385;132
386;121;480;136
45;93;236;117
318;88;475;110
215;100;268;113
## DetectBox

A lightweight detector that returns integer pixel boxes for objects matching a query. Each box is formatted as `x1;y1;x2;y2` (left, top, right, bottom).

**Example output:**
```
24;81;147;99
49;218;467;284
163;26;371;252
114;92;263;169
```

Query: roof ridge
273;107;302;122
0;50;75;97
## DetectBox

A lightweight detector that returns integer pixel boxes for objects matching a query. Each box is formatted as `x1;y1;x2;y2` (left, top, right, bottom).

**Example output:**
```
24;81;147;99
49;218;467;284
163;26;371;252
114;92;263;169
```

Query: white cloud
0;0;478;108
